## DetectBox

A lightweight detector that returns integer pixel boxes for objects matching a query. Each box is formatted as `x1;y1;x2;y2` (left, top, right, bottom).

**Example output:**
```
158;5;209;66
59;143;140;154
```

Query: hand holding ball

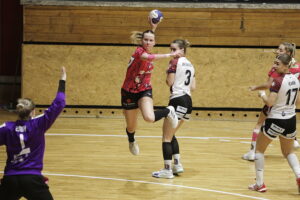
149;10;163;24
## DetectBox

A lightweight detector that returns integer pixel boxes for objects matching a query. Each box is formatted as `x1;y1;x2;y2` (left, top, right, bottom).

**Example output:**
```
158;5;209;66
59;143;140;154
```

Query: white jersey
167;57;195;99
268;73;300;119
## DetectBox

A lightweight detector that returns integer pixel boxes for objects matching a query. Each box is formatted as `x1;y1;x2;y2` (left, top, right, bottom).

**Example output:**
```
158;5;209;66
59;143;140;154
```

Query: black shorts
0;174;53;200
262;115;296;139
169;94;192;121
121;89;153;110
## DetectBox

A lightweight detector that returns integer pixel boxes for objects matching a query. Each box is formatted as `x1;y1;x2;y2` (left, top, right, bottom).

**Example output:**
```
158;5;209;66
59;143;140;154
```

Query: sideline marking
46;133;251;140
42;172;270;200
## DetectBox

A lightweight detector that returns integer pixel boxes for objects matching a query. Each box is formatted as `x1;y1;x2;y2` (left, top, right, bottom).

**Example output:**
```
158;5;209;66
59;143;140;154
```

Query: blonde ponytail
130;30;155;45
172;39;191;54
282;42;296;58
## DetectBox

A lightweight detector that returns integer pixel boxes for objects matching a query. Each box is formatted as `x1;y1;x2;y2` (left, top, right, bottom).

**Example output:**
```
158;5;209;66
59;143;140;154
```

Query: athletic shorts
169;94;192;121
262;115;296;139
0;175;53;200
121;88;153;110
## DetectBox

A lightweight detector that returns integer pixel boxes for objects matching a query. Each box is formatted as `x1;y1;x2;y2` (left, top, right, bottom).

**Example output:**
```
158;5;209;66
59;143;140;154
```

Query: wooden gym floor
0;110;299;200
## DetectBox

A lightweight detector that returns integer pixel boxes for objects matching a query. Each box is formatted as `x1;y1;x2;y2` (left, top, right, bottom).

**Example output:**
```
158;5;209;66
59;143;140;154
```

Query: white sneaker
166;106;178;129
172;163;184;174
152;169;174;179
242;150;255;161
294;139;300;149
129;141;139;155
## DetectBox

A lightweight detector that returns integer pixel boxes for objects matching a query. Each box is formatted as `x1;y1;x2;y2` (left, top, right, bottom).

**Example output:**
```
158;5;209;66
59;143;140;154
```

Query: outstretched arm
58;66;66;93
249;77;274;91
34;67;66;133
140;50;182;61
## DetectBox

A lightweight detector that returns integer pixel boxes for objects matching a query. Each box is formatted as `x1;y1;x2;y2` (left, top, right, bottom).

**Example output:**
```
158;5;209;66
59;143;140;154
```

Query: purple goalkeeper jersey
0;92;65;176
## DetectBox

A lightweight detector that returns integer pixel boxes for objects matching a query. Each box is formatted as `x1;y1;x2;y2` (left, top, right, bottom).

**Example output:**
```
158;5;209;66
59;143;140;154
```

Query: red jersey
268;61;300;78
122;47;154;93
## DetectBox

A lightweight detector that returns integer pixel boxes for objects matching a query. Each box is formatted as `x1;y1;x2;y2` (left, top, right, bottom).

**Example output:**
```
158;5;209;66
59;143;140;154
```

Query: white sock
173;154;180;165
255;152;264;186
164;160;172;170
287;153;300;178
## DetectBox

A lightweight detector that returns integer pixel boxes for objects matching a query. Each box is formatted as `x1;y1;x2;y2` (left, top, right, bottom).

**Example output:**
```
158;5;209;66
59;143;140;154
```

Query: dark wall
70;0;300;3
0;0;22;105
0;0;22;76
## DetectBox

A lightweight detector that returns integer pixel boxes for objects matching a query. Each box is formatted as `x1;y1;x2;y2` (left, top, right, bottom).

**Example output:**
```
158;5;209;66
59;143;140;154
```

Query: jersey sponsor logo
182;62;192;67
176;106;188;113
288;80;296;86
270;123;285;133
267;128;279;137
15;125;26;132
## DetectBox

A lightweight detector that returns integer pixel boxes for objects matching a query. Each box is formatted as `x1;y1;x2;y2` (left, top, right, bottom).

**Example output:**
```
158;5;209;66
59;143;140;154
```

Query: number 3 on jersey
185;70;191;85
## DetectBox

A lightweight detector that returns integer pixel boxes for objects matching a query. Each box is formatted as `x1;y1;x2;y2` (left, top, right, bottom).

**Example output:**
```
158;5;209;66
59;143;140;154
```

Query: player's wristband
258;91;266;98
147;54;155;61
58;80;66;93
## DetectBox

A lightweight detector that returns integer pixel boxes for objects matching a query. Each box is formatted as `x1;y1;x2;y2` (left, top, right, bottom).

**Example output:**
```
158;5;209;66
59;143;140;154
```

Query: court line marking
46;133;250;140
43;133;268;199
41;172;270;200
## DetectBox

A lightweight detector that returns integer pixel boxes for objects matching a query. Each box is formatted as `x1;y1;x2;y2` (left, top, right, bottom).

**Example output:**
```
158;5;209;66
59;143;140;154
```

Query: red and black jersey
121;47;154;93
268;73;300;119
268;61;300;78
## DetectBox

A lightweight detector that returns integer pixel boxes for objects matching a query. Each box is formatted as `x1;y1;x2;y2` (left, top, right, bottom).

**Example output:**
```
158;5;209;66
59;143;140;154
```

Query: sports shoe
152;169;174;179
294;139;300;149
297;178;300;193
172;163;184;174
166;106;178;129
242;150;255;161
129;141;139;155
248;183;267;193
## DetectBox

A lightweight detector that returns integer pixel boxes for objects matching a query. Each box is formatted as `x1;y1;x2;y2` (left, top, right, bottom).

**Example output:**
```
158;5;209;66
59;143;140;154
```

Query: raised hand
61;66;66;81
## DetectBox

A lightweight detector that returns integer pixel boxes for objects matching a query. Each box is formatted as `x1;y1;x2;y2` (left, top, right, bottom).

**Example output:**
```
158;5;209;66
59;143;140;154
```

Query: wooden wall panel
22;44;300;108
23;6;300;46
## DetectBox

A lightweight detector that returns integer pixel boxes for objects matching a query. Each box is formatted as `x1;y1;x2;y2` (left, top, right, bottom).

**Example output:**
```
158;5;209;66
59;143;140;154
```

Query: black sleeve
58;80;66;93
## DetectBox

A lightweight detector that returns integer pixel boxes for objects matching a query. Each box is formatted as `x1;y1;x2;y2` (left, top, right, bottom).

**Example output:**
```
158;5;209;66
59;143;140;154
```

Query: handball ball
149;10;163;24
